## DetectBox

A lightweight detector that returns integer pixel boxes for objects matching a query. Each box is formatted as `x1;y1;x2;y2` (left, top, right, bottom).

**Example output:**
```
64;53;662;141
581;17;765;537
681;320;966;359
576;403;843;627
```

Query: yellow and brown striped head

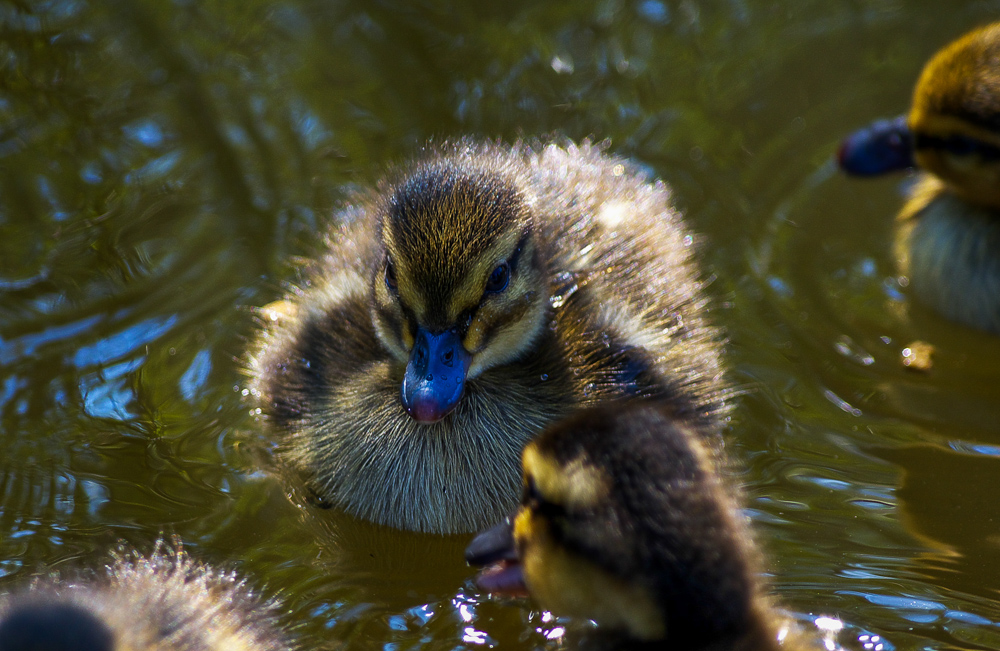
371;148;549;423
466;404;766;647
909;22;1000;208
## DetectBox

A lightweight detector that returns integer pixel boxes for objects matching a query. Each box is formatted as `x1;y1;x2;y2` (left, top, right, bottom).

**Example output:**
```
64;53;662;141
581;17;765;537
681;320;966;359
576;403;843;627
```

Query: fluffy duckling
465;404;796;651
839;22;1000;333
0;545;292;651
250;140;728;534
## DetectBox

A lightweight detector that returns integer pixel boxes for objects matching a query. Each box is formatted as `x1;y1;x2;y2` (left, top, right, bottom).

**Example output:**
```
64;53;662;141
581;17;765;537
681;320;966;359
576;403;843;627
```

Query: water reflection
3;0;1000;649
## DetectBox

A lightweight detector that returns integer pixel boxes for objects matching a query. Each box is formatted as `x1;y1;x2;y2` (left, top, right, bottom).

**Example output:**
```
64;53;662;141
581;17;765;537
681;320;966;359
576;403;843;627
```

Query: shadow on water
5;0;1000;649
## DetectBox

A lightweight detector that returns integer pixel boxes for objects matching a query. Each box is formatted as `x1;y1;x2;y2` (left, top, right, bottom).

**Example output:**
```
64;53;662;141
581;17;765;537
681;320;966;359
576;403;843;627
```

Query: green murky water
3;1;1000;649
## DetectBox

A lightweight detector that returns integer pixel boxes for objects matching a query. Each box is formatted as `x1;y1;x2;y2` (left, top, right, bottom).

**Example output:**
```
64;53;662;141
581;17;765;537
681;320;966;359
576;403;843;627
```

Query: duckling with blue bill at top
249;139;729;535
0;544;293;651
839;22;1000;334
466;403;804;651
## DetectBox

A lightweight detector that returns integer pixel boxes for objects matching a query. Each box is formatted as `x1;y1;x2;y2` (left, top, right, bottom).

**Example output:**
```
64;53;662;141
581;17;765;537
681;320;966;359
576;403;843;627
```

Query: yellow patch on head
389;257;429;322
446;228;525;321
909;114;1000;151
522;444;609;510
513;508;665;640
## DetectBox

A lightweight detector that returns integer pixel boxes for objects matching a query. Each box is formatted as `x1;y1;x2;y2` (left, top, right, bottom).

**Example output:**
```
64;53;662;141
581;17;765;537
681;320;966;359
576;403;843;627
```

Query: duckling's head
466;404;772;649
907;22;1000;208
0;599;114;651
371;147;549;423
839;22;1000;209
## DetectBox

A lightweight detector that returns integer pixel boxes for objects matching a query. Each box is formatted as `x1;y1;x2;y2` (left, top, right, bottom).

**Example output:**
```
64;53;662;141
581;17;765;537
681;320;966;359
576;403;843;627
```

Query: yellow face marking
388;256;428;323
465;290;544;378
911;145;1000;209
513;507;665;640
909;114;1000;151
446;228;524;322
522;445;610;511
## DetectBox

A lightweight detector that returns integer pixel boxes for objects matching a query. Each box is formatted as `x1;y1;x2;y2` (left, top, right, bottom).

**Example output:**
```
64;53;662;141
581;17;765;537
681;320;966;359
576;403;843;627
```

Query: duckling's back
527;142;727;428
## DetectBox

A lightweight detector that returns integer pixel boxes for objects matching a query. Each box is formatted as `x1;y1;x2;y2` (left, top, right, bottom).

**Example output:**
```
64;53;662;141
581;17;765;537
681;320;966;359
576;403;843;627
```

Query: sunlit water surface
3;1;1000;649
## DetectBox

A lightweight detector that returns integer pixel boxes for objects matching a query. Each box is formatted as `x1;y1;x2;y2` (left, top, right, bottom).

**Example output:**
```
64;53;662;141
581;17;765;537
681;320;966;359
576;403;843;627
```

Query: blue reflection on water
123;119;165;147
842;590;943;612
637;0;670;25
0;315;102;364
71;315;177;368
127;150;182;182
80;357;145;420
948;440;1000;458
180;349;213;403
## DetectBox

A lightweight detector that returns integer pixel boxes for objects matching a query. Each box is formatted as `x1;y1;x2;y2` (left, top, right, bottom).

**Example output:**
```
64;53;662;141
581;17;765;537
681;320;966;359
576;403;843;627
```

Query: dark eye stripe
523;476;566;518
474;299;529;348
913;132;1000;161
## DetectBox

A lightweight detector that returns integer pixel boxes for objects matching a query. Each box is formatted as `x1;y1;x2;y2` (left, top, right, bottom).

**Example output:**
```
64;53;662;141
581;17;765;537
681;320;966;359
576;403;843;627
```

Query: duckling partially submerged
839;22;1000;333
250;140;728;534
0;545;292;651
466;404;790;651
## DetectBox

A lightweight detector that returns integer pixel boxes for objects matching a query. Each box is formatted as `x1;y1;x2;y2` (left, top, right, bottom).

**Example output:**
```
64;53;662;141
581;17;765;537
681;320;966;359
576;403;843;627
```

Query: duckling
249;139;729;534
839;22;1000;334
0;544;293;651
465;403;795;651
466;403;792;650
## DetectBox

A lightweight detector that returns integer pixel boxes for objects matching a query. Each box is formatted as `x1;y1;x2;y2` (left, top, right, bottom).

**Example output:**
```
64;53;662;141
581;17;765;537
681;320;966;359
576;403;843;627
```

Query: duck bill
465;517;529;597
838;114;916;176
401;327;472;424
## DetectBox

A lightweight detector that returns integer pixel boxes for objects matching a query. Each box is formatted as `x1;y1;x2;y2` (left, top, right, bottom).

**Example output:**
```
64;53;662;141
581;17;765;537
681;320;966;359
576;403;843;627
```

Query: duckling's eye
523;475;541;509
484;262;510;293
384;258;398;293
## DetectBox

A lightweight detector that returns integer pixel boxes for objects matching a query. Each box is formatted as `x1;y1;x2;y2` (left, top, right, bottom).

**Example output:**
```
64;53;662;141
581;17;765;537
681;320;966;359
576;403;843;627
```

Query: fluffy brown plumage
249;139;728;534
466;404;799;651
0;544;293;651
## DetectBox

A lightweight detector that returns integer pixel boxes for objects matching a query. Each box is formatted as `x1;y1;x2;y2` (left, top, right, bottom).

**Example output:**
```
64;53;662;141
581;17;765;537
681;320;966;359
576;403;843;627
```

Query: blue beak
401;327;472;423
838;114;915;176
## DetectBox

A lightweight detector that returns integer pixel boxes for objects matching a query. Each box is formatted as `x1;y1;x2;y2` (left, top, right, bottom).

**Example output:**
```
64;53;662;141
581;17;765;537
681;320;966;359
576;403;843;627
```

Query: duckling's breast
289;364;576;533
258;284;579;533
898;176;1000;333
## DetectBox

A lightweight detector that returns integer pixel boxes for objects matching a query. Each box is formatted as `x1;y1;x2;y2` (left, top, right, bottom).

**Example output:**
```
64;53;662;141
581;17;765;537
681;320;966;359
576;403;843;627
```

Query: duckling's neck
911;146;1000;211
897;174;1000;333
899;173;1000;221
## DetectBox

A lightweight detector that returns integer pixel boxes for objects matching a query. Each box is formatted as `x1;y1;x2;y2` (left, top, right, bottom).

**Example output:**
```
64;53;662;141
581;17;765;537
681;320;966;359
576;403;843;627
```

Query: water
3;1;1000;649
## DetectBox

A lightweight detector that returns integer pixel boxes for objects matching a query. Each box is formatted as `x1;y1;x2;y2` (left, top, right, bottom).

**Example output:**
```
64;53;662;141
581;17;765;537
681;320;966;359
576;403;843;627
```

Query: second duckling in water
466;404;795;651
250;139;728;534
839;22;1000;334
0;545;292;651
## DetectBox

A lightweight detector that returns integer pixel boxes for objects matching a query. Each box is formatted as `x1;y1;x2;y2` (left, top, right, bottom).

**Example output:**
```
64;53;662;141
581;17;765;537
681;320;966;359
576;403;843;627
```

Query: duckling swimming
250;139;728;534
0;545;292;651
465;404;793;651
839;22;1000;334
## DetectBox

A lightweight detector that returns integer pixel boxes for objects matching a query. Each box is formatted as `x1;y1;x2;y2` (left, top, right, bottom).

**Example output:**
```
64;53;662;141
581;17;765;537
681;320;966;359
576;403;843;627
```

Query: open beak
465;517;529;597
401;326;472;424
838;114;915;176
